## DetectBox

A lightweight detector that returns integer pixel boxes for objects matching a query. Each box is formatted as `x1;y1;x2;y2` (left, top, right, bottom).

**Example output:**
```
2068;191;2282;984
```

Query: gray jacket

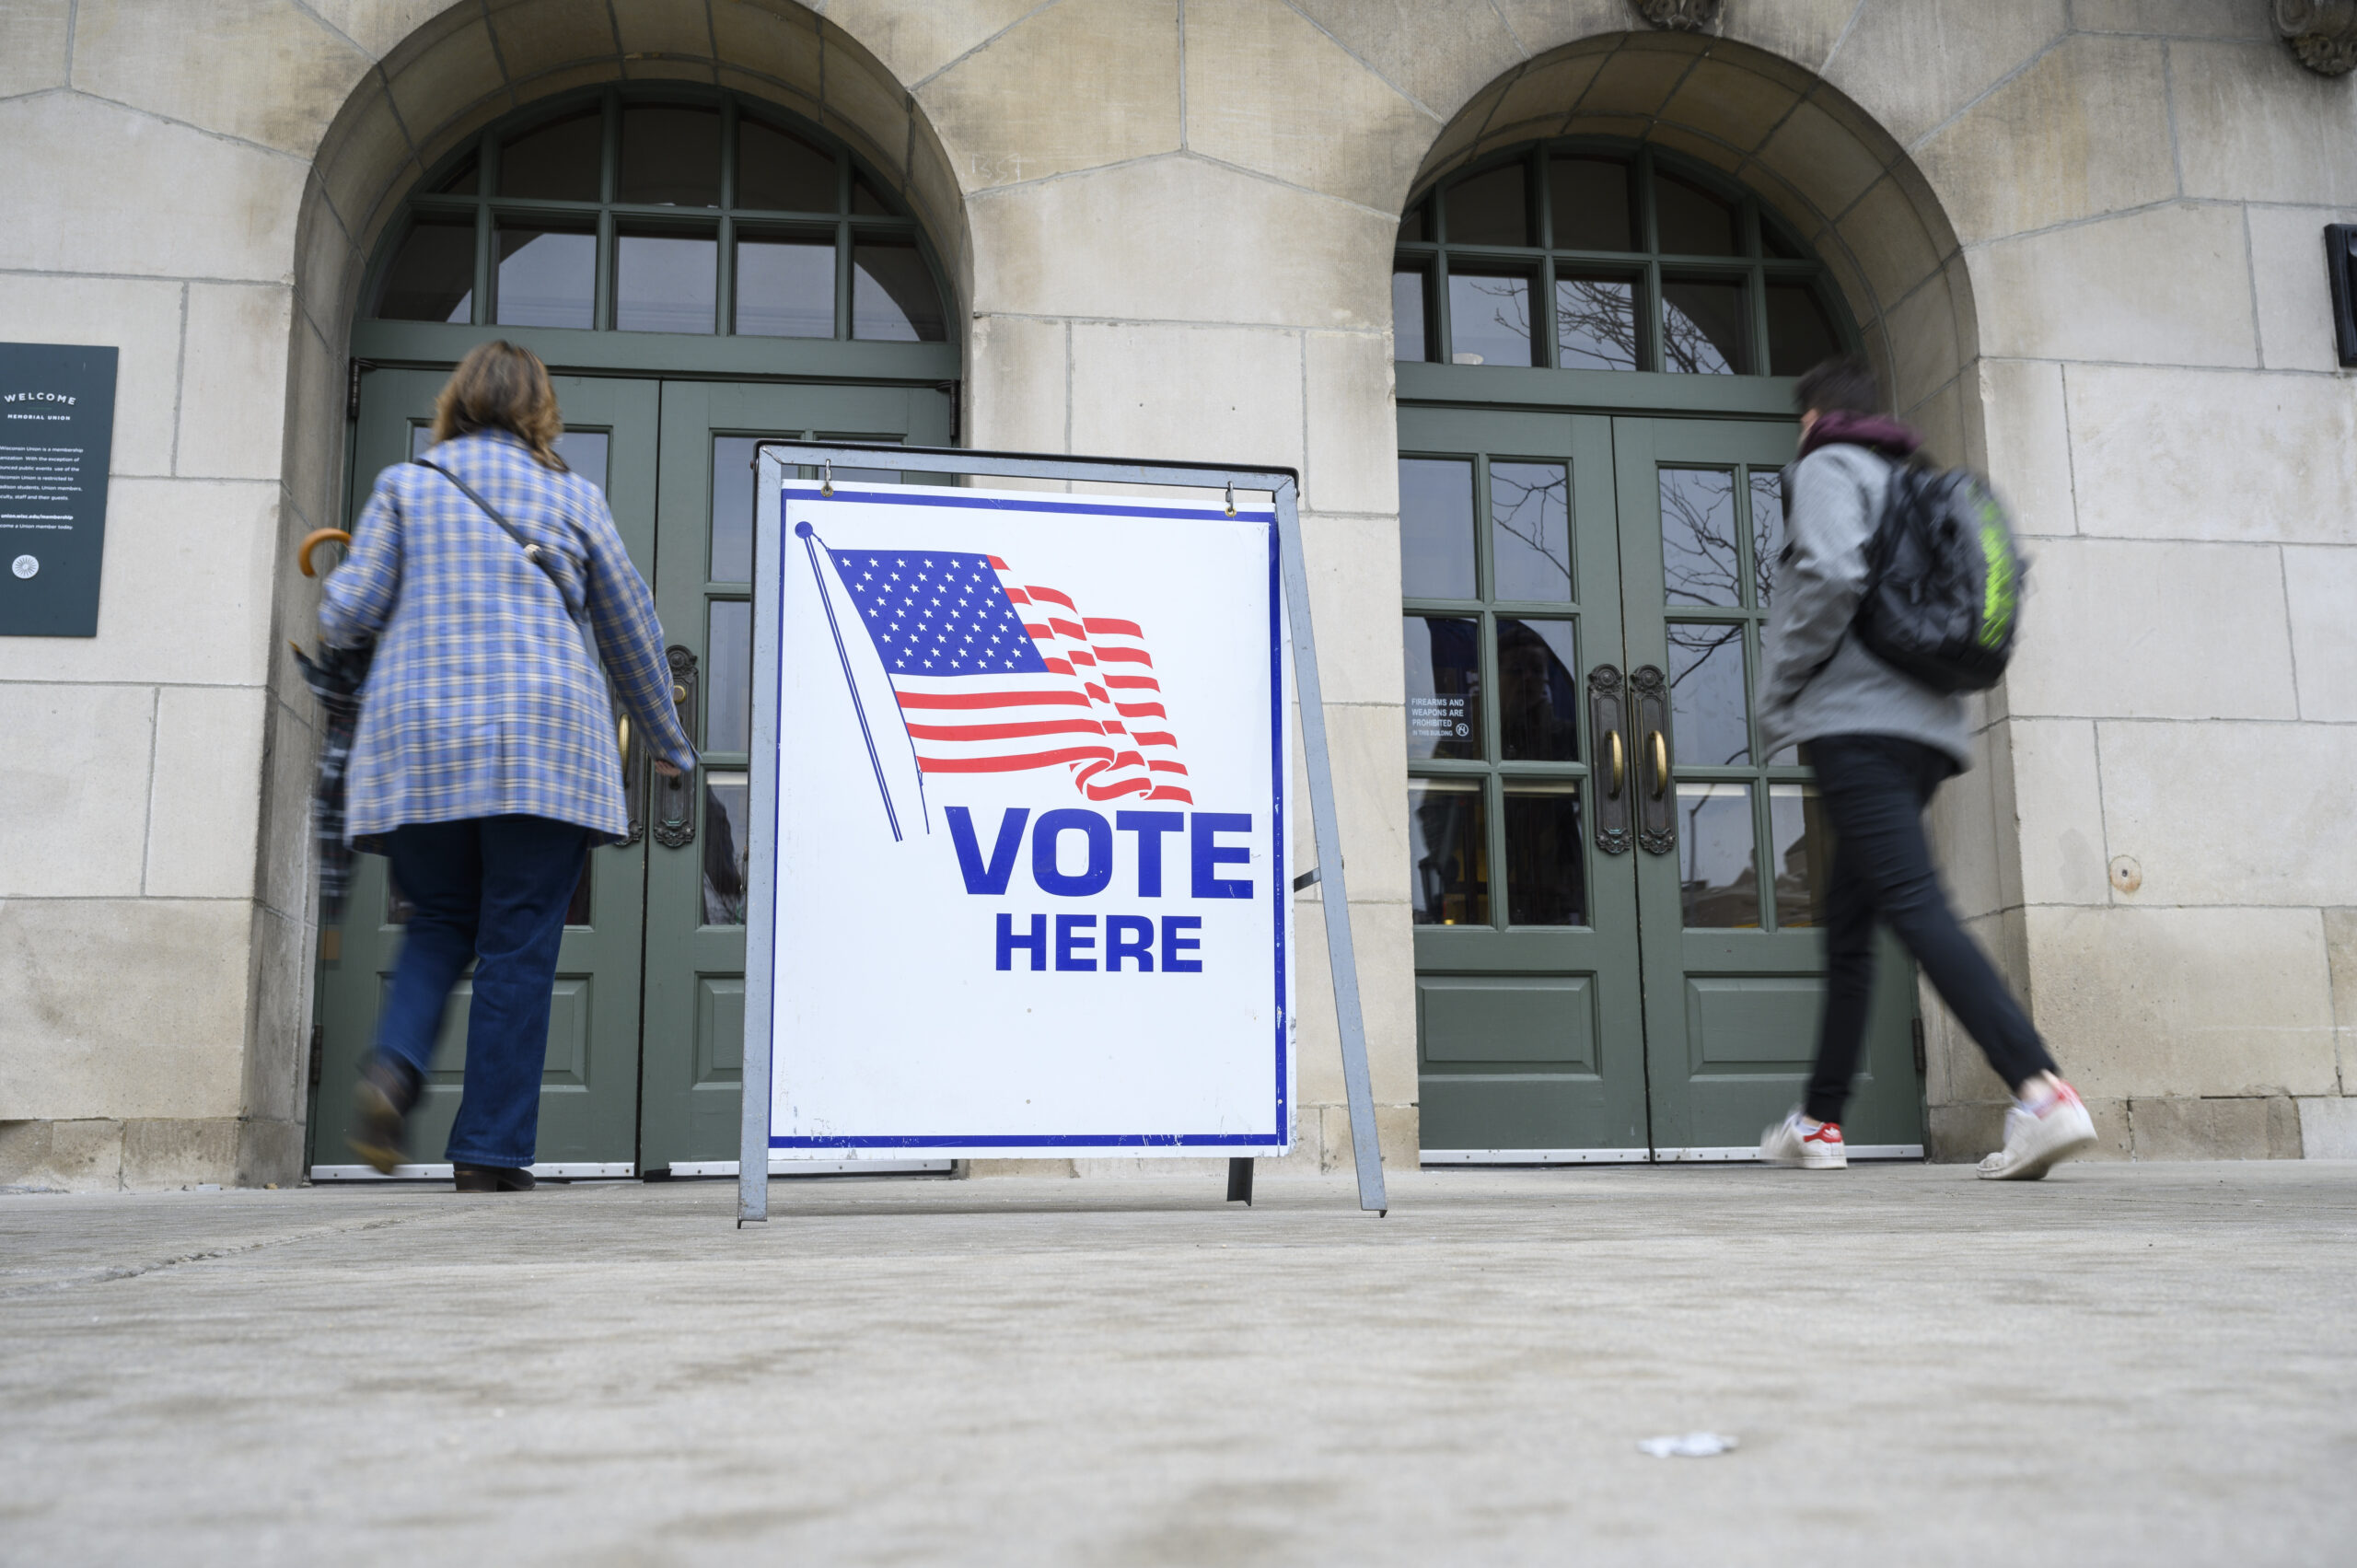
1757;442;1971;772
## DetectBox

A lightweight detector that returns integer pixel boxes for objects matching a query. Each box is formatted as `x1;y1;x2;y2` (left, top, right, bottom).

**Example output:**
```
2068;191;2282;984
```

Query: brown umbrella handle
298;528;352;578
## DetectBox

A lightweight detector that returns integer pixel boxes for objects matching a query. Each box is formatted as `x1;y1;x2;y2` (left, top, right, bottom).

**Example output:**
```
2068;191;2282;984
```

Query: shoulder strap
412;458;578;614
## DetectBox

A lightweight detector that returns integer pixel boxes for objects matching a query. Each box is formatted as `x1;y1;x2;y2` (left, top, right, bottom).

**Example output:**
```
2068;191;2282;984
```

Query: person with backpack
1756;354;2096;1180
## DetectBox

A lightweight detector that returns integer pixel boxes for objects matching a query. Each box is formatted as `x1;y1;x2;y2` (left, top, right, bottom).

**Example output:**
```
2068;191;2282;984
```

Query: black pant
1805;735;2056;1124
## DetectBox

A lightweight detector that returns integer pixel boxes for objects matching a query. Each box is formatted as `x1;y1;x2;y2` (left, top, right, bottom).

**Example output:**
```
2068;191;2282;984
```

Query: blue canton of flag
833;552;1048;676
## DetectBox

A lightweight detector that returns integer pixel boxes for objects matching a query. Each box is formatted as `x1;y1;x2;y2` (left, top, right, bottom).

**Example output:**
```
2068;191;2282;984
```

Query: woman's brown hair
430;340;567;470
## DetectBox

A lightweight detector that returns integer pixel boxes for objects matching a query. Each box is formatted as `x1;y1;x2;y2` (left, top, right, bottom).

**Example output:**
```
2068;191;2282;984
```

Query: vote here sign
761;478;1291;1157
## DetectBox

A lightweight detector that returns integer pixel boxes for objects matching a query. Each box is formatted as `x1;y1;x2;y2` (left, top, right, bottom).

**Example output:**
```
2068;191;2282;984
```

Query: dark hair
431;340;567;470
1794;354;1879;418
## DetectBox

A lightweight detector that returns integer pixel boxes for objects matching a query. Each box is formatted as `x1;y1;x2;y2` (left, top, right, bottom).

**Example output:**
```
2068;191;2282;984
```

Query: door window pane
1404;616;1481;761
737;119;838;212
1410;781;1489;926
1662;278;1747;375
1655;172;1737;256
618;105;720;207
1504;786;1585;926
1750;469;1784;608
1767;282;1840;377
437;156;479;195
1399;201;1428;242
1677;782;1759;928
497;110;601;202
1659;469;1739;606
1549;157;1634;252
737;238;834;337
852;242;946;342
1667;622;1749;766
1769;784;1832;929
1399;458;1475;598
552;431;609;493
614;233;716;333
702;772;750;925
1392;269;1429;362
706;599;751;751
1496;619;1579;762
709;436;761;581
852;175;891;215
376;218;475;322
494;226;595;328
1445;163;1527;246
1554;275;1638;372
1447;271;1535;366
1490;461;1571;600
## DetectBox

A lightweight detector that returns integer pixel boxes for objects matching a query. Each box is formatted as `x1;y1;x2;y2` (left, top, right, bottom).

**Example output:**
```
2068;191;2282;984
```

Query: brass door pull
1630;664;1675;854
1585;664;1631;854
1607;729;1625;798
1648;730;1668;800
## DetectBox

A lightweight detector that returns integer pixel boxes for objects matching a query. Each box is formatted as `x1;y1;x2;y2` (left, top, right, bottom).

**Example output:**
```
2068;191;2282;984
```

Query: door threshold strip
308;1163;636;1181
1422;1145;1924;1165
668;1158;955;1178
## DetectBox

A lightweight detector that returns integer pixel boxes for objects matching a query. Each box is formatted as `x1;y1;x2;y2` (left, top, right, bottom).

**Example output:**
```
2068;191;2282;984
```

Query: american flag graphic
831;546;1191;805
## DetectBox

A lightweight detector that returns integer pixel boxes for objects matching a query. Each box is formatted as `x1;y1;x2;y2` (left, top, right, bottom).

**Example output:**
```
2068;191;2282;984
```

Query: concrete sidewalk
3;1163;2353;1566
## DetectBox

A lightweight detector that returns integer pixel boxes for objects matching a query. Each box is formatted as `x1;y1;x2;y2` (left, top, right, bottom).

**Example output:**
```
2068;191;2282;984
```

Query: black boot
452;1165;537;1192
347;1054;423;1175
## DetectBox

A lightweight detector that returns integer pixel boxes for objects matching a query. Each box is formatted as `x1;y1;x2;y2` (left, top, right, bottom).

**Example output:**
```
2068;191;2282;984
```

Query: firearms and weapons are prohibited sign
758;478;1292;1157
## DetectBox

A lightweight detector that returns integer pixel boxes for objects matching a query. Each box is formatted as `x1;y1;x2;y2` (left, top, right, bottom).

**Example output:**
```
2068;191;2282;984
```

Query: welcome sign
757;477;1292;1157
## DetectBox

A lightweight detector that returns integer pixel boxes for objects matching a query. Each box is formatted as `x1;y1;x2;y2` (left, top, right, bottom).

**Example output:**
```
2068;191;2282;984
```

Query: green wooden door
634;379;952;1171
309;370;660;1173
1400;406;1652;1156
1613;417;1921;1155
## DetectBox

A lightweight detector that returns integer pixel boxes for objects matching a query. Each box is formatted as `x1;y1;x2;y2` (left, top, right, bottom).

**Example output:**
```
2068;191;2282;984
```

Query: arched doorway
1396;138;1923;1162
308;86;958;1178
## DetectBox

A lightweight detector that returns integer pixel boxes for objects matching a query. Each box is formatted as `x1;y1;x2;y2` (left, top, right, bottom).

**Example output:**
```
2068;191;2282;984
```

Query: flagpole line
798;522;902;842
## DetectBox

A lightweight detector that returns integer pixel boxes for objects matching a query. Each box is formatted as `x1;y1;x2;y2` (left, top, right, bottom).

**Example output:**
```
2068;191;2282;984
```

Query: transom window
1394;143;1845;376
370;89;947;343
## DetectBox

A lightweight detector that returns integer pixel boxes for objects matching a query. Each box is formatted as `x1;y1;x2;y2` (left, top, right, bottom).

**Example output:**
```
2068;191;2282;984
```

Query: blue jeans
375;815;588;1168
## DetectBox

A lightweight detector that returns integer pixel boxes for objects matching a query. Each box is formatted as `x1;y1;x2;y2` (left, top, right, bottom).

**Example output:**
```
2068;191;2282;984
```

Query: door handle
1630;663;1676;854
617;714;646;846
1586;664;1631;854
654;645;698;849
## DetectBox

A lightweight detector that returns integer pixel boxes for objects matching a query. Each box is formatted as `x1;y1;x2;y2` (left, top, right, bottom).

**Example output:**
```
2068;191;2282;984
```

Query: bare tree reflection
1659;469;1740;605
1452;274;1532;365
1554;277;1638;372
1662;285;1742;376
1491;462;1570;594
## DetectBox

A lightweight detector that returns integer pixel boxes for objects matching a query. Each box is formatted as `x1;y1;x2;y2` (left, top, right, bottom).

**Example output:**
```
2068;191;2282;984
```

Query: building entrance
308;372;950;1175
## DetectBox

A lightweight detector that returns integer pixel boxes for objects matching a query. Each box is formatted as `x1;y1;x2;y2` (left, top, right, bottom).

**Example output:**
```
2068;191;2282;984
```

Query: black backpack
1852;461;2025;693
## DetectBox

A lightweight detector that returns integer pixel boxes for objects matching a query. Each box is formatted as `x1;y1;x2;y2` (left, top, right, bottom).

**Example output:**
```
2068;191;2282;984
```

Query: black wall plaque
0;343;118;636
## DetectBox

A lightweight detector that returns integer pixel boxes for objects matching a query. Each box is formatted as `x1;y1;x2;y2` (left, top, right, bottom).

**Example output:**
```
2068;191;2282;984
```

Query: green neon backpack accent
1854;463;2026;693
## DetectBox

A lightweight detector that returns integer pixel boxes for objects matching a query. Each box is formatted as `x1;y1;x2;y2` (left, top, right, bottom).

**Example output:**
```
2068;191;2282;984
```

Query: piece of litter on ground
1638;1432;1738;1458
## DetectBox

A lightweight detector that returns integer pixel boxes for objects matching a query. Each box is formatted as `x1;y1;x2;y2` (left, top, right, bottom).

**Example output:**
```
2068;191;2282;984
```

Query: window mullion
717;97;738;337
595;92;620;331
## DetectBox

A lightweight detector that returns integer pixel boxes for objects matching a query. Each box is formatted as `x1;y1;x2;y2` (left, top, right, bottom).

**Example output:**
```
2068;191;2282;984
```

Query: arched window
369;89;947;343
1394;144;1848;377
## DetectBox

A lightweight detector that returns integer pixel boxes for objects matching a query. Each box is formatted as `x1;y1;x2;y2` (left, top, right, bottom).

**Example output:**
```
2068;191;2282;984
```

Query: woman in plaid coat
323;342;695;1191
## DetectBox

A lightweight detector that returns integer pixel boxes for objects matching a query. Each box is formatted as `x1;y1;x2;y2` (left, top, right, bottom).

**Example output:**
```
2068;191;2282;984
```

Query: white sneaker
1760;1109;1847;1169
1977;1080;2098;1180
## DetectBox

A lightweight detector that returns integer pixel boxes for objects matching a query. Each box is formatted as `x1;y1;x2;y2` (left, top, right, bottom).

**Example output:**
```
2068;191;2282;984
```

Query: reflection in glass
1549;157;1634;251
615;233;717;332
852;242;946;342
1392;269;1428;362
710;436;760;581
737;119;838;212
498;110;601;201
702;772;750;925
1491;461;1571;600
706;600;751;751
1678;781;1759;928
1410;781;1489;926
1554;275;1638;371
1497;619;1578;762
619;106;721;207
494;227;596;329
1751;469;1784;607
1769;784;1832;928
552;431;609;493
1663;279;1747;375
376;218;475;322
1398;458;1476;599
1447;272;1535;366
1655;172;1738;256
1446;163;1527;246
1767;282;1840;377
1403;616;1481;761
1667;622;1749;766
1659;469;1739;606
737;238;834;337
1504;787;1585;926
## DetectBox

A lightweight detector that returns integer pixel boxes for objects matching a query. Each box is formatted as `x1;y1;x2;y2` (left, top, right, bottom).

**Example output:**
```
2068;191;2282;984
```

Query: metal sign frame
740;440;1388;1220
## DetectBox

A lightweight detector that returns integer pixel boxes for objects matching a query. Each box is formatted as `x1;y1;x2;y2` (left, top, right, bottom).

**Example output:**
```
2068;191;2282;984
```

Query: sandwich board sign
741;445;1387;1219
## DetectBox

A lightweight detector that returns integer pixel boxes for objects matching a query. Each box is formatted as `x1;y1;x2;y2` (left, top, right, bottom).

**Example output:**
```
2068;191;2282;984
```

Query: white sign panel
758;478;1291;1158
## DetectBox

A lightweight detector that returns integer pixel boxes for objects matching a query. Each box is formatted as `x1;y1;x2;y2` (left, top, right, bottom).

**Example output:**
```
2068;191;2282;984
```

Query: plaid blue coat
321;429;696;843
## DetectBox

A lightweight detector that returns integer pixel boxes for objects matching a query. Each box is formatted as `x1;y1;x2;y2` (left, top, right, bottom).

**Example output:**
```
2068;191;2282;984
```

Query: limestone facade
1;0;2351;1188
